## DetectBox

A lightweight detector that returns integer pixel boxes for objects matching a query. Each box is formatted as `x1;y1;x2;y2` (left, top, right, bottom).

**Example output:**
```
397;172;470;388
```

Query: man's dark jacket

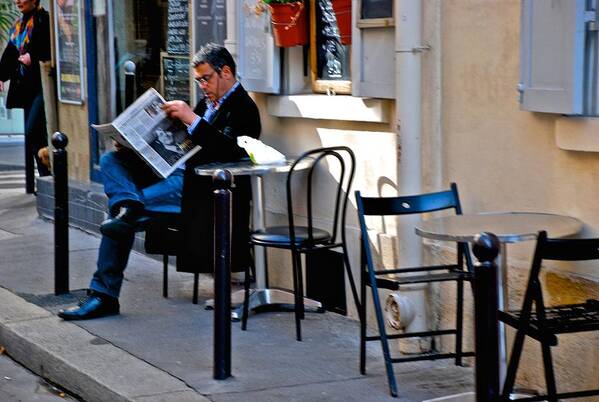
0;8;50;109
177;83;261;273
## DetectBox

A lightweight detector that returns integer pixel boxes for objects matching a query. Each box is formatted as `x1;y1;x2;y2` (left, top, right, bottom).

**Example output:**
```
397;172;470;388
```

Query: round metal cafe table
195;158;316;319
415;212;582;390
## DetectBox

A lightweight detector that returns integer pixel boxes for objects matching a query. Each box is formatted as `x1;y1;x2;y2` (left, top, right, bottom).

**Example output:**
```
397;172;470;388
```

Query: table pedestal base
205;289;324;321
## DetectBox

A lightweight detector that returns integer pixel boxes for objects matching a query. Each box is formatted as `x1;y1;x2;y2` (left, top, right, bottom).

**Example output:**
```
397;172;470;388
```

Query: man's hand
113;140;124;151
162;101;198;126
18;53;31;66
0;81;4;92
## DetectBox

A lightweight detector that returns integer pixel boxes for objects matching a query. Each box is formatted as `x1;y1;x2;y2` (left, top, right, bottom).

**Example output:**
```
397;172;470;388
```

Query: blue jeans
90;150;184;298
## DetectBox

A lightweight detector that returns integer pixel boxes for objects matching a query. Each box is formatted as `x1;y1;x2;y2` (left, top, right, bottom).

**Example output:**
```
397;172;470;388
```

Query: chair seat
251;226;331;246
501;299;599;335
368;271;473;290
142;212;182;256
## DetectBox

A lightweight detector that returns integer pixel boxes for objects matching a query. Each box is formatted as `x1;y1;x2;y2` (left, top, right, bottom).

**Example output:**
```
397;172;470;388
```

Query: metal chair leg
501;329;527;400
341;243;361;312
241;255;252;331
455;277;464;366
359;271;367;375
295;251;305;320
290;250;302;341
368;276;398;397
192;272;199;305
541;342;558;402
162;254;168;298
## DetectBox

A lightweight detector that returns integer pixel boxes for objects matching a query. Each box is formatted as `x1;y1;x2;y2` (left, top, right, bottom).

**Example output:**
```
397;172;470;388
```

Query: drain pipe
395;0;431;353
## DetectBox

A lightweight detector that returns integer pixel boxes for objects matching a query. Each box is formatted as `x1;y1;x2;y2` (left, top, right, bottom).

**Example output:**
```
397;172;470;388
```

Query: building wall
437;0;599;393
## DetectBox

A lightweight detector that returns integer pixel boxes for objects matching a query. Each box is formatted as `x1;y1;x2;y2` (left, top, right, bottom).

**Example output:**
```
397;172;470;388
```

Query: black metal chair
141;212;200;304
355;183;475;398
241;146;361;341
499;231;599;402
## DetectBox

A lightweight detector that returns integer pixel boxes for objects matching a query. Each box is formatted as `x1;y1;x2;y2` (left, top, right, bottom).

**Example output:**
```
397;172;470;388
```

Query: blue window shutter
237;2;281;93
520;0;586;114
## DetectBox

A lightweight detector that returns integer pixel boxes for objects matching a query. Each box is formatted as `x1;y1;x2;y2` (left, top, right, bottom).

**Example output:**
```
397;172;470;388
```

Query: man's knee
99;151;119;170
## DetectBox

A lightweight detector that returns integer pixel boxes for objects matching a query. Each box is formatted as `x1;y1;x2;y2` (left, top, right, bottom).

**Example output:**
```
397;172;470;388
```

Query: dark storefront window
90;0;169;181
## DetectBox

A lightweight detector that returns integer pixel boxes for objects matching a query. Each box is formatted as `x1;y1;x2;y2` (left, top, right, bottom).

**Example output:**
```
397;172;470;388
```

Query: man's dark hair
192;43;236;76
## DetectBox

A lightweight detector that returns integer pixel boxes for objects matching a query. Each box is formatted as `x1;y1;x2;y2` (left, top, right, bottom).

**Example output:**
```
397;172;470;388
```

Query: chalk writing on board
162;56;190;103
194;0;226;49
167;0;189;55
316;0;348;80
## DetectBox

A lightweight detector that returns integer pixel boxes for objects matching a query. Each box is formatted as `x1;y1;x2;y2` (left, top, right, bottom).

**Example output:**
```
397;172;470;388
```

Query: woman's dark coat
0;7;50;109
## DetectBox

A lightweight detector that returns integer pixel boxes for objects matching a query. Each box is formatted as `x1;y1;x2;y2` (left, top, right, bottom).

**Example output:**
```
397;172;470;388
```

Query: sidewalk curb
0;288;210;402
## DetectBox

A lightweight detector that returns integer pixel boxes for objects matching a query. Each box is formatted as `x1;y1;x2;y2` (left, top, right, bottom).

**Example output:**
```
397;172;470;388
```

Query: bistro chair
241;146;361;341
141;212;200;304
355;183;475;398
499;231;599;401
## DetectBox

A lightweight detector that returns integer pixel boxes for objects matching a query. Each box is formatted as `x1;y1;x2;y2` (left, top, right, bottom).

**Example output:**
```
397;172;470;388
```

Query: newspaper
92;88;201;179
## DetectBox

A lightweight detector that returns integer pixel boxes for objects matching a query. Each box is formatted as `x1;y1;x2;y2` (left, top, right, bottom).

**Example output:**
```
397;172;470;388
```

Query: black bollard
124;61;136;108
52;132;69;295
213;169;233;380
472;232;501;402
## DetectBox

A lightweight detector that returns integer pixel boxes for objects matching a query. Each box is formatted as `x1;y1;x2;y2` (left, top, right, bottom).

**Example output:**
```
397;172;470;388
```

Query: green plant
0;2;20;47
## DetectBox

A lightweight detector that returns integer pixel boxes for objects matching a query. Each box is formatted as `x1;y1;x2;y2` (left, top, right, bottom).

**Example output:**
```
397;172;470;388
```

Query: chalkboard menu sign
315;0;349;81
54;0;85;104
194;0;226;48
161;53;190;104
167;0;189;55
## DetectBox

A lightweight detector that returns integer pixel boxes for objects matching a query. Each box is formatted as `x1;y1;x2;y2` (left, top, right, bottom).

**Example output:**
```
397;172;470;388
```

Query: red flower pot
332;0;352;45
269;2;308;47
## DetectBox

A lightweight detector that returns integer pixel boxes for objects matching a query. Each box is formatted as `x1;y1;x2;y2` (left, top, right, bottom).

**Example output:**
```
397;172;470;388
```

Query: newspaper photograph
92;88;201;179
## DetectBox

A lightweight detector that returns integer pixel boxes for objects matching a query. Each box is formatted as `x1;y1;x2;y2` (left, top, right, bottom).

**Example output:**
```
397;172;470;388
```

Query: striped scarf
9;8;38;54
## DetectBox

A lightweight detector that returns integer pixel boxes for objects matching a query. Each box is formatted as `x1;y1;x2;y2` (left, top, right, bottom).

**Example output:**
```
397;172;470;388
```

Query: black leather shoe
100;206;149;241
58;292;120;321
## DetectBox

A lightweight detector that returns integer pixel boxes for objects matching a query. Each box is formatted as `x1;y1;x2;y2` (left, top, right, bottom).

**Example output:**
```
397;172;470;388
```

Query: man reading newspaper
59;43;261;320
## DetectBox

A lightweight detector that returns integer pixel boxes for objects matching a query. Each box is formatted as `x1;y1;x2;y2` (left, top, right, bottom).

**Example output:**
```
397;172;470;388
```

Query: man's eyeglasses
194;71;215;85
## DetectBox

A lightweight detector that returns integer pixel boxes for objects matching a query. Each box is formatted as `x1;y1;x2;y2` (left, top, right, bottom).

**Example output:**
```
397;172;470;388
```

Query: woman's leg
24;93;49;176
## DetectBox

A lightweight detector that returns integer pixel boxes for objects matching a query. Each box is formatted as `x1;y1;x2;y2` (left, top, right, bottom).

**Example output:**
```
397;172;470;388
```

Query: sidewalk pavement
0;187;474;401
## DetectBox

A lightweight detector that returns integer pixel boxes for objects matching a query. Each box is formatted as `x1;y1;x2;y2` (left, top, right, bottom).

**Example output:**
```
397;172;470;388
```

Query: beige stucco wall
436;0;599;394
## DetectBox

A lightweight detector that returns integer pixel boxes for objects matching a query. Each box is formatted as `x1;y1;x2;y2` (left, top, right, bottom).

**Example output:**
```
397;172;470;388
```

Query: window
237;0;395;99
519;0;599;115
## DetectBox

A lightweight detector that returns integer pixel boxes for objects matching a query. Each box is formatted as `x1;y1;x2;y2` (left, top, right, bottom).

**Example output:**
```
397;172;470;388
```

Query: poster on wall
54;0;84;104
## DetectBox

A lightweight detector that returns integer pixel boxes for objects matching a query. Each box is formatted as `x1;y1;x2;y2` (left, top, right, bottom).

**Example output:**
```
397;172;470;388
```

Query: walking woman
0;0;51;181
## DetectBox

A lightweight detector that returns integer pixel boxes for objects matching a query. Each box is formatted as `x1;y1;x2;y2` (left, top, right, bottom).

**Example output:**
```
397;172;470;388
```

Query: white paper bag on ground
237;136;286;164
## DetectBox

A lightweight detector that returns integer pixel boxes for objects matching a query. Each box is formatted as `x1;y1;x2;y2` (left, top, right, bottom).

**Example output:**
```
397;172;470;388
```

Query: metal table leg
497;243;509;389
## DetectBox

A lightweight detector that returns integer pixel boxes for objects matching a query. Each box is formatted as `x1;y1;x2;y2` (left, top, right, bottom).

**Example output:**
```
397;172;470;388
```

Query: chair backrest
355;183;472;270
356;183;463;217
520;231;599;317
286;146;355;248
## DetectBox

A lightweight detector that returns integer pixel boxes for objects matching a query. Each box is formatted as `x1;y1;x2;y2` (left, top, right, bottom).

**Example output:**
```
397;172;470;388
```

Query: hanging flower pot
331;0;352;45
266;1;308;48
